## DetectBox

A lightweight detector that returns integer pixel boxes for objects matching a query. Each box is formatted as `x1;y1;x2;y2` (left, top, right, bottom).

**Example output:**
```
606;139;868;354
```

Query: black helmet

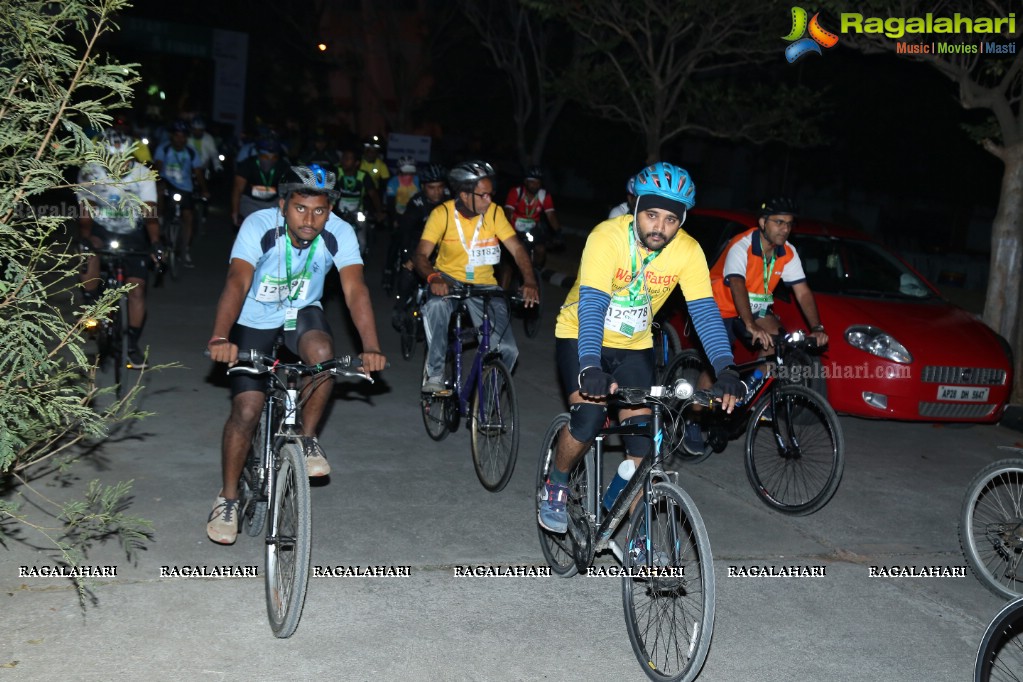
448;160;495;193
758;197;798;217
420;163;447;184
279;164;340;201
524;166;543;181
171;119;190;134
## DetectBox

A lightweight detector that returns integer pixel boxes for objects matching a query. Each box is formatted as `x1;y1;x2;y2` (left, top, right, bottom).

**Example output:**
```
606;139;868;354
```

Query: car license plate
936;385;990;402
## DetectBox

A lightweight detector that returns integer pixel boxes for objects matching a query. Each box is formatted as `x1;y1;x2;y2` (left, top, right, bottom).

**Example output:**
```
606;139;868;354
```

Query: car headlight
845;325;913;364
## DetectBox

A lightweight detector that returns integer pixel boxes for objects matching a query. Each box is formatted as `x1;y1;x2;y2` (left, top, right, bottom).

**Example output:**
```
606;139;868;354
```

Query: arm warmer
577;285;611;367
687;297;734;375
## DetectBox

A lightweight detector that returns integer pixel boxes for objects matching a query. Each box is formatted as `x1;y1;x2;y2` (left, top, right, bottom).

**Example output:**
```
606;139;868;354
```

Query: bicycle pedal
423;388;453;397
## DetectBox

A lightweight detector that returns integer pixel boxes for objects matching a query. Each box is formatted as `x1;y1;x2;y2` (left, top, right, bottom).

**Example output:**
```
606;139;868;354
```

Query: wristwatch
811;324;825;332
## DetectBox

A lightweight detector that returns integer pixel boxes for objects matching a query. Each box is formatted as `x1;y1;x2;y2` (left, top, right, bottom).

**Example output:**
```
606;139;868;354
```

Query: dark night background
105;1;1004;266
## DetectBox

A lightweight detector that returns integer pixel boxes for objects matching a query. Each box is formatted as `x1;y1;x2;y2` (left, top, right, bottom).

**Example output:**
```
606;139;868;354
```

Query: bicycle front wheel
622;482;715;682
535;413;594;577
961;459;1023;599
744;384;844;515
242;410;269;537
976;597;1023;681
421;351;452;441
400;308;418;361
471;360;519;492
165;219;181;281
265;442;311;638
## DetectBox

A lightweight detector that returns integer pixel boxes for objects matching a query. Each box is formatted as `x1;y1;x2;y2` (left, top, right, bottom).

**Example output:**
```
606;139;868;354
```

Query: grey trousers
421;286;518;379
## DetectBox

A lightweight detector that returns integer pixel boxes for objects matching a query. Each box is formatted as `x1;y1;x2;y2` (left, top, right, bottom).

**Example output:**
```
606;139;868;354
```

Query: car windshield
788;234;934;299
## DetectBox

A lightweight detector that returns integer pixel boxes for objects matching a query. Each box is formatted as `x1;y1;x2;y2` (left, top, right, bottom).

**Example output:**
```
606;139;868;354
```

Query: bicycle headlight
109;239;120;249
671;378;694;400
525;231;534;243
218;154;225;162
172;192;182;202
356;211;366;222
845;325;912;364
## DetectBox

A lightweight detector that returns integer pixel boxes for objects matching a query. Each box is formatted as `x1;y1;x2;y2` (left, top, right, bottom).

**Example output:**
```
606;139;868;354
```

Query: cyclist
300;129;341;170
187;115;223;174
500;166;562;289
381;155;421;285
538;162;743;535
388;163;447;329
413;160;539;393
205;164;387;545
710;197;829;351
153;119;208;267
359;135;390;190
608;175;637;219
77;128;163;369
231;137;290;228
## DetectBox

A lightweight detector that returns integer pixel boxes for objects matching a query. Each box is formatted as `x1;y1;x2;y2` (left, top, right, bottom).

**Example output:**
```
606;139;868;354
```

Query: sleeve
722;239;750;284
492;204;517;241
576;225;621;296
229;215;268;266
420;202;448;244
385;176;398;199
132;163;158;203
686;298;734;375
780;248;807;284
328;215;363;269
504;187;517;211
675;239;714;302
542;191;555;212
152;144;165;165
577;285;611;367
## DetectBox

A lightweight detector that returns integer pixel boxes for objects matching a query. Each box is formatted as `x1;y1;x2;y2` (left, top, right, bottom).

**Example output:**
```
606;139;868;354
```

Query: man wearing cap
231;138;291;228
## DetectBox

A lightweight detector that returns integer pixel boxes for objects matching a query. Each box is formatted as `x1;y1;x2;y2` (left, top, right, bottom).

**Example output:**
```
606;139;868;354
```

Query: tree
460;0;576;169
832;0;1023;401
531;0;819;163
0;0;154;599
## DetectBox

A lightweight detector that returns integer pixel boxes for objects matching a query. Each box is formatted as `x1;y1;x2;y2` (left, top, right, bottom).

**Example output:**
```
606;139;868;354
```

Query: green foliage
0;0;157;601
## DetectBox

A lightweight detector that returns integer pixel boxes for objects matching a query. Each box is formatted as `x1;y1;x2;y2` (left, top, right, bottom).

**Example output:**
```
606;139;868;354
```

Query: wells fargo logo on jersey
783;7;839;63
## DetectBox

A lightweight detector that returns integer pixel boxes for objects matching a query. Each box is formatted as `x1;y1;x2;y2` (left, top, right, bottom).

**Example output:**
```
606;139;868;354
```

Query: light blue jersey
232;208;362;329
154;143;200;192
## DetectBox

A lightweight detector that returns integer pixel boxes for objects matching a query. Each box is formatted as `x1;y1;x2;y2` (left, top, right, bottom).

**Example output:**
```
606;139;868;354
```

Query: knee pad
620;415;653;459
568;403;607;443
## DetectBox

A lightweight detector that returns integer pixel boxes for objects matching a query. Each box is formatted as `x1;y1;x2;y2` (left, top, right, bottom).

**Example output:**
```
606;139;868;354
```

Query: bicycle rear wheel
265;442;311;638
535;413;594;577
420;351;453;441
961;459;1023;599
744;384;844;515
622;482;715;682
660;350;712;464
471;360;519;492
976;597;1023;681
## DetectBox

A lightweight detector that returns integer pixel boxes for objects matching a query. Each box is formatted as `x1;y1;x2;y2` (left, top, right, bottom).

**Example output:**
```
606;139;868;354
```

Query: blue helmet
633;162;696;211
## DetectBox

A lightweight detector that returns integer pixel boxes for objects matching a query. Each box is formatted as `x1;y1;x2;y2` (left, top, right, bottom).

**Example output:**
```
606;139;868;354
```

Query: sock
549;467;569;486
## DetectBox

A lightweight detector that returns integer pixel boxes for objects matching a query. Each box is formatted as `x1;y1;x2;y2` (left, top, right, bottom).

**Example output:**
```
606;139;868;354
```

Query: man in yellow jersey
538;162;743;537
413;160;539;393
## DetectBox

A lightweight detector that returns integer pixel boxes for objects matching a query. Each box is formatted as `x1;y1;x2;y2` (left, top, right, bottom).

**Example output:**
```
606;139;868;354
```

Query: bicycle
397;282;426;362
161;188;183;280
660;330;845;515
507;231;543;338
975;595;1023;681
83;242;154;397
960;450;1023;600
219;346;369;638
420;284;520;492
535;380;715;682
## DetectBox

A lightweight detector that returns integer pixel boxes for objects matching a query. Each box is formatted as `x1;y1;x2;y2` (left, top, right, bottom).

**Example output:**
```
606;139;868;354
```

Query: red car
665;208;1013;423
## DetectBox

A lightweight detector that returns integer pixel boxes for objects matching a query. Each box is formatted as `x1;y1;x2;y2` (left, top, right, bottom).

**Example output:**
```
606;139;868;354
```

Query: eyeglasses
470;191;494;200
768;217;795;228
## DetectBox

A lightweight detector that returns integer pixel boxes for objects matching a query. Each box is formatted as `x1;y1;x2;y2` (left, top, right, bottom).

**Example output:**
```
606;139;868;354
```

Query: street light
317;42;327;52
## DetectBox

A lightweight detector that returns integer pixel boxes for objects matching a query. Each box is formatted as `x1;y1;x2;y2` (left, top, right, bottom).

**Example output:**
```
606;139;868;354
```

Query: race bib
749;293;773;318
339;197;360;212
468;244;501;267
255;274;310;303
514;217;536;233
251;184;276;200
164;163;185;185
604;298;650;337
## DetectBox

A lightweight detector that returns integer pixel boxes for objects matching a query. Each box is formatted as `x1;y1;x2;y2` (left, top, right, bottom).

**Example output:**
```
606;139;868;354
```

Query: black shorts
228;306;333;397
91;224;150;281
555;337;655;400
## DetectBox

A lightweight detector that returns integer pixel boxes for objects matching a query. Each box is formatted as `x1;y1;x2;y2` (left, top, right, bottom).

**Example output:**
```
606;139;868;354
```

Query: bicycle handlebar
203;349;373;381
773;330;819;351
613;381;715;408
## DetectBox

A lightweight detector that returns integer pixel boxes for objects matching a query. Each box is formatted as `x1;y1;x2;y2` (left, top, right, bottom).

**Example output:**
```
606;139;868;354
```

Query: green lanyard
762;241;776;294
284;234;319;302
258;166;276;187
623;221;659;301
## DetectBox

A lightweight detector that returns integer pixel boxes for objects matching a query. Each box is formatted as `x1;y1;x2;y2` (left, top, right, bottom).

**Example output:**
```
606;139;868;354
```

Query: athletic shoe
183;252;195;268
537;480;569;533
206;495;239;544
302;436;330;477
681;420;706;456
422;376;445;393
630;534;669;567
125;346;148;370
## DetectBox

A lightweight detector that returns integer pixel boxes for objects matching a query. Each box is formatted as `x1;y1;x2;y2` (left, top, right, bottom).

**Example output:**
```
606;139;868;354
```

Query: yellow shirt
421;200;516;286
555;215;713;349
358;158;390;187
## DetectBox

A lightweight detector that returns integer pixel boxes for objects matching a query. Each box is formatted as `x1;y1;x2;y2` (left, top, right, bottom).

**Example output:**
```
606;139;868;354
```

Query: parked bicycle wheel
744;384;844;515
535;413;594;577
420;352;454;441
242;411;269;537
660;350;713;463
622;481;715;682
470;360;519;492
265;442;311;638
960;459;1023;600
976;596;1023;682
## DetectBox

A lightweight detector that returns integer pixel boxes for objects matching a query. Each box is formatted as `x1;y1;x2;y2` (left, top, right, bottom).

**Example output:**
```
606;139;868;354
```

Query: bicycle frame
447;292;501;423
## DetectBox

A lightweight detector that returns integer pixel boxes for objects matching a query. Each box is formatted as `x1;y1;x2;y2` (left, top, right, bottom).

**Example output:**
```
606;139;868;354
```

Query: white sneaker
206;495;239;544
422;376;445;393
302;437;330;477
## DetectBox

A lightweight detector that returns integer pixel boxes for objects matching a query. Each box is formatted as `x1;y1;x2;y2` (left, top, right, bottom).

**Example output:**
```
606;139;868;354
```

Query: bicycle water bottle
741;369;766;402
603;459;637;511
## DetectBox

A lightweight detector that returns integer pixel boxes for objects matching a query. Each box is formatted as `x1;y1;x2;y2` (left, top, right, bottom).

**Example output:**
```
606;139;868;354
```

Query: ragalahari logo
783;7;839;63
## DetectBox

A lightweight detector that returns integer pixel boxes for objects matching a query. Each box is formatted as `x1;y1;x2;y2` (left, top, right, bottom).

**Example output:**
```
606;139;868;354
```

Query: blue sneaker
682;421;706;456
538;480;568;533
630;534;670;567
